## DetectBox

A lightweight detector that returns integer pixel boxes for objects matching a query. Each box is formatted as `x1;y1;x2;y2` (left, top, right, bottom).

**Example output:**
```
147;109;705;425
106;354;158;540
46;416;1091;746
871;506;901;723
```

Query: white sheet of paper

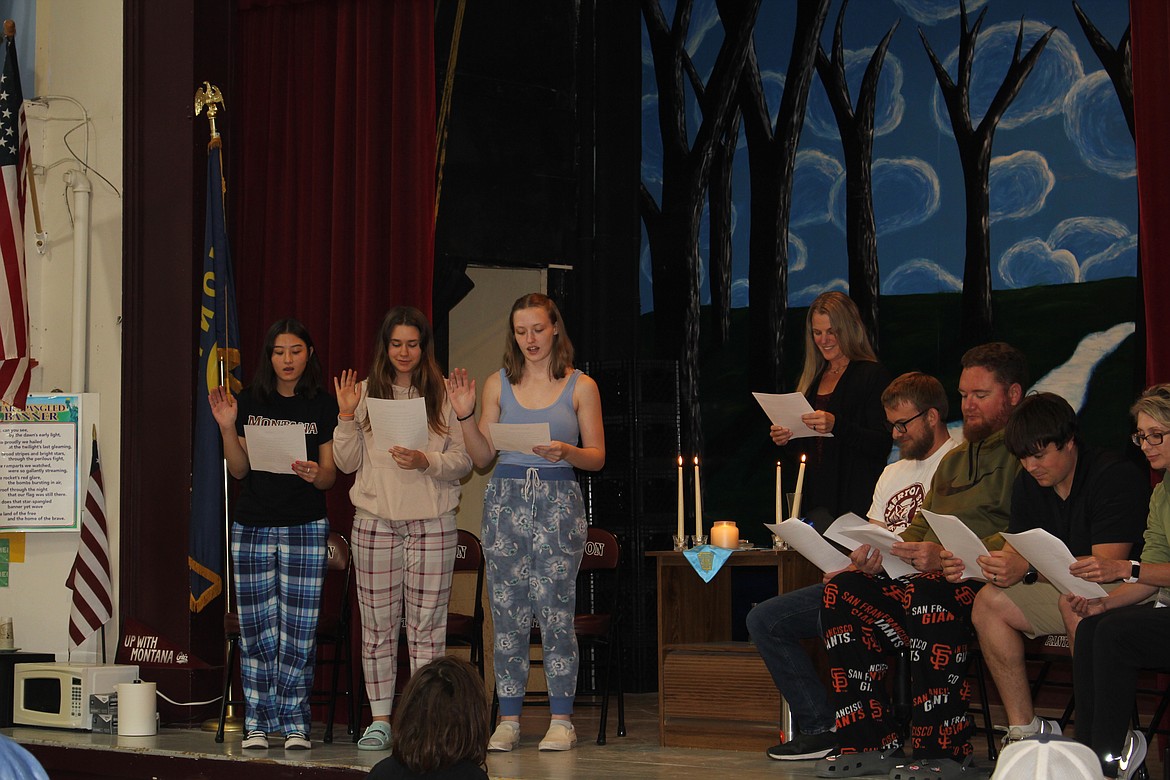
921;509;991;581
752;392;833;439
1002;528;1109;598
766;519;852;573
489;422;552;453
834;522;918;579
244;424;307;474
823;512;873;549
366;396;429;451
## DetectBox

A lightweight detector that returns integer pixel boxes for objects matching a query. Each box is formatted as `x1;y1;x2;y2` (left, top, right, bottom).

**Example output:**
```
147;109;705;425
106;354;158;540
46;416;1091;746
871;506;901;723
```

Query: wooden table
649;549;821;751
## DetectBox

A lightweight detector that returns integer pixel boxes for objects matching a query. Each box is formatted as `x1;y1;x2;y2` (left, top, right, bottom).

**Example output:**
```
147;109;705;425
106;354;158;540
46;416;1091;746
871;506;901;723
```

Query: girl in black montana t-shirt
208;318;338;750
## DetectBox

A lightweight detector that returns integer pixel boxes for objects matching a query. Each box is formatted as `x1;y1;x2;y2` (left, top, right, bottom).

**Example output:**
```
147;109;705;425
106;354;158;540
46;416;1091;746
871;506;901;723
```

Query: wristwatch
1125;560;1141;584
1022;566;1039;585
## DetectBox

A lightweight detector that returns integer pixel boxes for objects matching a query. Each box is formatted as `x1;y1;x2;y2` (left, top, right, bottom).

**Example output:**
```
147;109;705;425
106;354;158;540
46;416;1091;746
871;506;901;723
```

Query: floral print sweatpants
483;467;587;716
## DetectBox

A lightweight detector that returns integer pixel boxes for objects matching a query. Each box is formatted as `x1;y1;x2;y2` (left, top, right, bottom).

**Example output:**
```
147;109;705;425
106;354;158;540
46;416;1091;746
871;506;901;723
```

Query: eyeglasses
1132;431;1166;447
885;408;927;434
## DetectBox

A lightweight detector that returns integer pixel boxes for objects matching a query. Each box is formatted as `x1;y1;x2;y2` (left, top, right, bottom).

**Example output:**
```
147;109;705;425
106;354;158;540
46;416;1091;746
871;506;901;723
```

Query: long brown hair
501;292;574;384
392;656;489;773
365;306;448;435
796;292;877;394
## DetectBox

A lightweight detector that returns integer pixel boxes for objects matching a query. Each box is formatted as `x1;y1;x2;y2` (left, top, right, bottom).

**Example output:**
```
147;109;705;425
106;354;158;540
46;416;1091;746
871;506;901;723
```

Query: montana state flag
190;137;241;612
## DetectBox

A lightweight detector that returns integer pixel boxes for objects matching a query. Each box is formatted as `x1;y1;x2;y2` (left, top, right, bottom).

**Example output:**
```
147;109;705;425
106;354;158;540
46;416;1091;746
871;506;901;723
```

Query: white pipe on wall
65;169;92;393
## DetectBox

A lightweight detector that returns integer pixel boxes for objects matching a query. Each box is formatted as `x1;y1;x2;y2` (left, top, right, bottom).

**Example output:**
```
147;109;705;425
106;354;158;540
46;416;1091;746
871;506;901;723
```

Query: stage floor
6;693;1164;779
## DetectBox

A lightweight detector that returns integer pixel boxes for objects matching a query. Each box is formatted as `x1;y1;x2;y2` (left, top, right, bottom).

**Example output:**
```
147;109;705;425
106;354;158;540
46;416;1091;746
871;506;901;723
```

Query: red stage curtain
233;0;435;381
1131;0;1170;385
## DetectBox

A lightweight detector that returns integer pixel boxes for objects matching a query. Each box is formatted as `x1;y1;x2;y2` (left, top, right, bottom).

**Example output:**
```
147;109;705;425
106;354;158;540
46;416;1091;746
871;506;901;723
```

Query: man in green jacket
814;343;1027;779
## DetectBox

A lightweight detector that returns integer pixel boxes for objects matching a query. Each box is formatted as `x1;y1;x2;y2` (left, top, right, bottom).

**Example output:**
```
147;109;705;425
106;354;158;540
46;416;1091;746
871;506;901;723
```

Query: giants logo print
824;582;838;607
831;667;849;693
930;644;953;670
955;585;977;606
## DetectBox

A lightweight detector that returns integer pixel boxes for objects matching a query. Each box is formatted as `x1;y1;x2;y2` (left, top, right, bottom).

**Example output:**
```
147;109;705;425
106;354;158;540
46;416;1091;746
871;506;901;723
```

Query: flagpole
195;81;242;734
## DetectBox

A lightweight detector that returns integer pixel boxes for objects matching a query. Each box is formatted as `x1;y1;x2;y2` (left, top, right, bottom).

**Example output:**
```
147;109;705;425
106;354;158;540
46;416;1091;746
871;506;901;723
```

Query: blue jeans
745;582;832;735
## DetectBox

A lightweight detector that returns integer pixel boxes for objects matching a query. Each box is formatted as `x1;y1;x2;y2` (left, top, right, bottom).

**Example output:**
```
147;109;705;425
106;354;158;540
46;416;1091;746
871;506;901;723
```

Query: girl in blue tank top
447;293;605;753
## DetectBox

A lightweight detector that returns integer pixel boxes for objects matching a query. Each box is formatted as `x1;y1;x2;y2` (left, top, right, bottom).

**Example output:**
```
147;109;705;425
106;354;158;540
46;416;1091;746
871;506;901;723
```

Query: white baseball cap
991;734;1101;779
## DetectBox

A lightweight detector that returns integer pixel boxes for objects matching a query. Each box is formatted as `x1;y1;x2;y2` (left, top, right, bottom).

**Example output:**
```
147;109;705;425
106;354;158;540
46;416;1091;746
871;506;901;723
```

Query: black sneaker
766;730;838;761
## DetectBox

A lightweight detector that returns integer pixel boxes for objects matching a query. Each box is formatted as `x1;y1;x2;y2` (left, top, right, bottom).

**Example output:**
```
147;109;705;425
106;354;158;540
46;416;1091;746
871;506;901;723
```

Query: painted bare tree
640;0;761;452
815;0;899;351
709;109;742;344
1072;0;1133;138
1072;0;1141;392
732;0;830;392
920;1;1054;347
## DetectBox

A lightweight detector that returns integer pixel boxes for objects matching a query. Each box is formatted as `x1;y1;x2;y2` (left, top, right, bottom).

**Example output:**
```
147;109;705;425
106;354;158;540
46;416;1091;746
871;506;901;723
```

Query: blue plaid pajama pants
232;518;328;735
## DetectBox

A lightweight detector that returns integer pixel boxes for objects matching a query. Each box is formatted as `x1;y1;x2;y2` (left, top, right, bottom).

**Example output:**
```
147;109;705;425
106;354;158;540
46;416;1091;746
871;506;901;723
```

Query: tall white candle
693;455;703;539
775;461;782;525
792;454;807;519
677;456;685;542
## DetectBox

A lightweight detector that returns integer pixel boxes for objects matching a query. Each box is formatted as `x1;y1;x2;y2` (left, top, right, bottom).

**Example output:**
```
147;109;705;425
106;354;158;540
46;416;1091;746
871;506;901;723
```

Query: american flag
0;26;30;408
66;434;113;649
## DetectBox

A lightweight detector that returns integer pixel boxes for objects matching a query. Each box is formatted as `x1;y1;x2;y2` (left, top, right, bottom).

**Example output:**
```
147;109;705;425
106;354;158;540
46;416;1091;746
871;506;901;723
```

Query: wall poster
0;394;84;532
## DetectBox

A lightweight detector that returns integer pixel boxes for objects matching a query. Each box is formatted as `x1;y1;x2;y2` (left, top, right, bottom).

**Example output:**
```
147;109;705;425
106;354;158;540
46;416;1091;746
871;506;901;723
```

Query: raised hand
208;386;238;430
446;368;477;420
334;369;360;416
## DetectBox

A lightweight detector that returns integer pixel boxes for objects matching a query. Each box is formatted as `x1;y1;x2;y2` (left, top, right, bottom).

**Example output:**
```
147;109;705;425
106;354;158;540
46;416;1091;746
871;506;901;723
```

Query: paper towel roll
116;680;158;736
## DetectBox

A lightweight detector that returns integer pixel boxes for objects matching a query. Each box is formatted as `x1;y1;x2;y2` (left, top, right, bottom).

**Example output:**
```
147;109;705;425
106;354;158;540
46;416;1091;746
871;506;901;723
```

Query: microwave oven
12;663;139;730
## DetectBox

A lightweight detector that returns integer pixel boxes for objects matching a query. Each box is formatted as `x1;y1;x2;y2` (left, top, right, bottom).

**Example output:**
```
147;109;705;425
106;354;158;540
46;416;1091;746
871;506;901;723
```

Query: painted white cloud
997;216;1136;287
989;150;1054;222
1063;70;1136;178
1050;216;1137;281
930;22;1083;133
790;278;848;307
731;278;750;308
792;150;843;228
806;49;906;140
891;0;988;25
998;238;1079;287
830;157;941;235
789;232;809;273
882;259;962;294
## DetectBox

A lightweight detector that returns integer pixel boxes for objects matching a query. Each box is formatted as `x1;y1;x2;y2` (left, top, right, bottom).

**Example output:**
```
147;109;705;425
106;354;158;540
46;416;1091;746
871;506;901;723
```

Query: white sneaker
241;730;268;749
1116;729;1148;780
283;731;311;750
538;720;577;751
1001;716;1061;749
488;721;521;752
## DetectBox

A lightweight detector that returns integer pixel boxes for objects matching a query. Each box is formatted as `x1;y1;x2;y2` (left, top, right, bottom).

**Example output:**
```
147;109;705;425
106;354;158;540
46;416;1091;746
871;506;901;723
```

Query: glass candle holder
672;534;687;552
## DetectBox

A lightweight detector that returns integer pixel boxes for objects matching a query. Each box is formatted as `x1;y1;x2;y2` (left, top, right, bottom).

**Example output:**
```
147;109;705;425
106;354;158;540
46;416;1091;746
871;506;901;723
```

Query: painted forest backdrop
639;0;1140;534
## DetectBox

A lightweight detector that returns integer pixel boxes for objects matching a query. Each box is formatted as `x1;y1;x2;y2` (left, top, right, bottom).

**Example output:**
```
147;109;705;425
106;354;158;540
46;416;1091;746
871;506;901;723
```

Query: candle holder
672;534;687;552
786;492;804;521
690;534;708;547
772;534;788;551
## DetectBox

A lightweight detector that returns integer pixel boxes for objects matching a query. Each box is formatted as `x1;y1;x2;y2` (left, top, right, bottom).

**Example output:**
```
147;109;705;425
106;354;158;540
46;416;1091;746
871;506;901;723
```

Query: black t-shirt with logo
233;388;338;527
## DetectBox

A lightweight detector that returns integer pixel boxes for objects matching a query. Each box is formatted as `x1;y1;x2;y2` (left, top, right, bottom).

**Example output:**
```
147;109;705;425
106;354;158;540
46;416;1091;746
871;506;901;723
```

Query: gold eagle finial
194;81;225;140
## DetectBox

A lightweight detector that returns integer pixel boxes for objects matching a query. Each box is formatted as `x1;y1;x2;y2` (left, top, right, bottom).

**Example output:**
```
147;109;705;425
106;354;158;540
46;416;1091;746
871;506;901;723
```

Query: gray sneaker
766;730;838;761
1001;717;1061;750
1115;729;1148;780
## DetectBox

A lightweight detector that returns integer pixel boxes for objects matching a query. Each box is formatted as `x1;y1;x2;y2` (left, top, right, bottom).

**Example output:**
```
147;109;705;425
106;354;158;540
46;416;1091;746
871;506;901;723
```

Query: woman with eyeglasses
768;291;890;522
1062;383;1170;779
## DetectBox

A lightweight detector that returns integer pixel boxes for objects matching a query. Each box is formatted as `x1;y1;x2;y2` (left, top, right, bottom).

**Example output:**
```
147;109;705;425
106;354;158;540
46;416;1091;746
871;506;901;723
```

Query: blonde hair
796;292;877;394
1131;383;1170;429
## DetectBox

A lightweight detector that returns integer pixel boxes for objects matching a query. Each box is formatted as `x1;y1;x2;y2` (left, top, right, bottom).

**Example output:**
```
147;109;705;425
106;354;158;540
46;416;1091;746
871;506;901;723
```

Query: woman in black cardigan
770;292;890;523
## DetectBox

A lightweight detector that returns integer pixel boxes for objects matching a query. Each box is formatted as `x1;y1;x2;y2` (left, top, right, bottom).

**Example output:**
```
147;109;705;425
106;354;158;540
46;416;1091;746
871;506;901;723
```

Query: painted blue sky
640;0;1135;313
